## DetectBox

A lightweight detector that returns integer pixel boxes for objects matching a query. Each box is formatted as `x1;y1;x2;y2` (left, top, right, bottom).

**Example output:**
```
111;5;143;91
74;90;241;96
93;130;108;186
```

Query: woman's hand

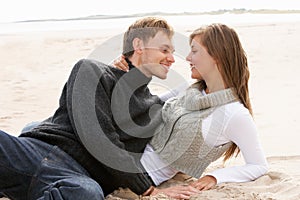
150;185;200;199
113;55;129;72
189;175;217;191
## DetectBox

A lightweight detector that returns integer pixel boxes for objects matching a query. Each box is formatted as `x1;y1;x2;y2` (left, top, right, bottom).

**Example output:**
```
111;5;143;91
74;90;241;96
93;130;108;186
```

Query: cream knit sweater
150;81;238;178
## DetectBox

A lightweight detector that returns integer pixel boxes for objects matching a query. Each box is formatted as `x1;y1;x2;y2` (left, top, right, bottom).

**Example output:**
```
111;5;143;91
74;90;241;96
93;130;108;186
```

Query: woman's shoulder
224;101;250;115
215;101;252;125
222;101;254;131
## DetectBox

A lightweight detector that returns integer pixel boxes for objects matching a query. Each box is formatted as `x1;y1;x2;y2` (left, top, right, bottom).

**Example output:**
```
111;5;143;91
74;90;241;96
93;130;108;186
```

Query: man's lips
161;63;170;71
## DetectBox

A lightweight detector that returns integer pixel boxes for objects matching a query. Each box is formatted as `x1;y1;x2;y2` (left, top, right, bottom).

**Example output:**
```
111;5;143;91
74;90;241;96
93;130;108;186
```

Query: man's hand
150;185;200;199
113;55;129;72
189;175;217;191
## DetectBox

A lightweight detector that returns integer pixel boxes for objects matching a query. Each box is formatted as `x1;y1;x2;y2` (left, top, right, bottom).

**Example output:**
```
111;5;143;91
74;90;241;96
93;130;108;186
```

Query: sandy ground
0;20;300;199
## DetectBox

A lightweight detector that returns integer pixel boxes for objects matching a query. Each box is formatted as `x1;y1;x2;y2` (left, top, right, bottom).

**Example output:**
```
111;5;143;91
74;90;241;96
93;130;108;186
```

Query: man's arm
66;59;153;194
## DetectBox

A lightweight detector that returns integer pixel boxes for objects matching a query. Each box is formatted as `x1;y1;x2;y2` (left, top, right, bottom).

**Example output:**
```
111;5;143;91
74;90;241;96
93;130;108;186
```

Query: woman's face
186;35;216;80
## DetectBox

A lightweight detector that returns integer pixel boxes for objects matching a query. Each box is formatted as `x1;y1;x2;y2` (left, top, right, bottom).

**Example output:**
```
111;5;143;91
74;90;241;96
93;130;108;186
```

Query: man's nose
167;54;175;63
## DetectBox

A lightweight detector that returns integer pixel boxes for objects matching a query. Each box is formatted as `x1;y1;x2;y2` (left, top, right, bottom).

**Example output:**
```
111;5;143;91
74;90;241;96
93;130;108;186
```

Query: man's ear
132;38;144;54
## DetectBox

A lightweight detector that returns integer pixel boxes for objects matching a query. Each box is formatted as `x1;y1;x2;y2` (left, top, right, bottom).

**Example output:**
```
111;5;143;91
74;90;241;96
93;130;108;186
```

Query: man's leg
0;130;104;200
0;130;46;199
35;176;103;200
21;121;40;133
28;144;104;200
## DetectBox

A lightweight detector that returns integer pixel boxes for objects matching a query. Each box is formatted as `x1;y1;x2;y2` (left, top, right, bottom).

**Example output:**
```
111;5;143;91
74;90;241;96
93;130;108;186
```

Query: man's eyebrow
161;44;175;53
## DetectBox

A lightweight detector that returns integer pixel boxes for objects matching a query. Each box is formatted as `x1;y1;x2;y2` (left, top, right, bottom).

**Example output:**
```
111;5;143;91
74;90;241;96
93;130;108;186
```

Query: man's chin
158;74;167;80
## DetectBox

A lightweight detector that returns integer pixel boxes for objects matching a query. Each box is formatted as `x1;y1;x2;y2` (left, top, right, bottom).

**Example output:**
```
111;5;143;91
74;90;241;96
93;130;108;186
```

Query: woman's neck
205;75;226;94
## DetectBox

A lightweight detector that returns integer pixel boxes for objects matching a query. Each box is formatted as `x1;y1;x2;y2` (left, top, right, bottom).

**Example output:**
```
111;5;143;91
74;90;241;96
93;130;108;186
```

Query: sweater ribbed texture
150;81;237;178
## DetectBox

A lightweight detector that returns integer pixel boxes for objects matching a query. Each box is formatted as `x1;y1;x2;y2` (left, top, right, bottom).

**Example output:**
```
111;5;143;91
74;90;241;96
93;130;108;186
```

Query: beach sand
0;20;300;199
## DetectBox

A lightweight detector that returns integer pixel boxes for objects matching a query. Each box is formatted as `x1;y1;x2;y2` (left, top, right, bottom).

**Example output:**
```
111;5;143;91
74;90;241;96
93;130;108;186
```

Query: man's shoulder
67;59;121;81
74;59;124;76
74;58;109;71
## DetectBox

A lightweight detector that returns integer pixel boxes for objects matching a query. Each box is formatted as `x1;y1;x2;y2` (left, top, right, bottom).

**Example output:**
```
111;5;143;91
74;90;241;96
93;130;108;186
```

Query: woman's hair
190;23;252;161
122;17;174;58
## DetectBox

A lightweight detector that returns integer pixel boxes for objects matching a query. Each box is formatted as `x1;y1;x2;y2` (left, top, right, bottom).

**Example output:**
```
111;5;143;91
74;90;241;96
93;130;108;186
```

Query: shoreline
1;13;300;35
5;9;300;24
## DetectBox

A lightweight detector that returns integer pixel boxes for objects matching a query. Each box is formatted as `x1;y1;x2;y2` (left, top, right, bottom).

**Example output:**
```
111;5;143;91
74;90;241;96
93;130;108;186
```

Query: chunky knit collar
185;82;238;111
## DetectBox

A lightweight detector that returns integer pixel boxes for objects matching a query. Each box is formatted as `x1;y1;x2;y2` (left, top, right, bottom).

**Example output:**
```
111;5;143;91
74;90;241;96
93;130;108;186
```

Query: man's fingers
189;182;197;187
185;185;201;193
157;185;201;199
177;185;201;197
195;184;213;191
170;192;195;200
178;193;190;199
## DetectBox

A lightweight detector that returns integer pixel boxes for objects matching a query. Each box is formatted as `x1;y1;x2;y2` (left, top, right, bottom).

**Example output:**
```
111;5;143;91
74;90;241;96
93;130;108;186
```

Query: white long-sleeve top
141;90;268;186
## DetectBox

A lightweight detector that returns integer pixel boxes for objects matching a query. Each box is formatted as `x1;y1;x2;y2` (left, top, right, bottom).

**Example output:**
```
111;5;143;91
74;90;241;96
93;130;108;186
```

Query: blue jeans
21;121;41;133
0;130;104;200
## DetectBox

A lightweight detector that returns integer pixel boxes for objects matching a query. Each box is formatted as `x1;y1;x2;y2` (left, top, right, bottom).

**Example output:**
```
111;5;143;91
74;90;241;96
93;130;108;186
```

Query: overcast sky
1;0;299;23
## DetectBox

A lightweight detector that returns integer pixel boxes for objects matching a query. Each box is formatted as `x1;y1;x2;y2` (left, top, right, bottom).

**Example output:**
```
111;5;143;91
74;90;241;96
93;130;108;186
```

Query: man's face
140;31;175;79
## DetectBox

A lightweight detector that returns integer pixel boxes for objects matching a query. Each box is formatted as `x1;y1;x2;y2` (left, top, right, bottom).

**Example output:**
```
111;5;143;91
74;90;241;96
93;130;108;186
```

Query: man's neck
127;57;152;78
127;57;139;68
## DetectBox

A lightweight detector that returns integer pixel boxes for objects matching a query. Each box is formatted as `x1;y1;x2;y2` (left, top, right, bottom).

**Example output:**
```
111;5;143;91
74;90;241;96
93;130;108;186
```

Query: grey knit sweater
150;81;237;178
20;59;163;195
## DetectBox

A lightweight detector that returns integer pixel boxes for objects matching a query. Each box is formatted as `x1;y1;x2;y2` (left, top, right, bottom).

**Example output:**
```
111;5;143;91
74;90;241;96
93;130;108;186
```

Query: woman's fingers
113;55;129;71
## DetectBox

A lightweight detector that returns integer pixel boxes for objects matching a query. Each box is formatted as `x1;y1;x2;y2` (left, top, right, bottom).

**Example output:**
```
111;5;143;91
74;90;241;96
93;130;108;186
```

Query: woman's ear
132;38;143;54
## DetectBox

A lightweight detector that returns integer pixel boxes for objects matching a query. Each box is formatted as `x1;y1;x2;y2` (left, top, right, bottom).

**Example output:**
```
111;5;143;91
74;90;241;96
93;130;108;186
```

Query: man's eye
162;49;169;53
159;47;170;53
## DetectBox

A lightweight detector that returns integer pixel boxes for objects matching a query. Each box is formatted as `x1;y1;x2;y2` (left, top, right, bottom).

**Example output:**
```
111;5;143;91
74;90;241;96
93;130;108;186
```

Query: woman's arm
191;107;268;190
206;109;269;184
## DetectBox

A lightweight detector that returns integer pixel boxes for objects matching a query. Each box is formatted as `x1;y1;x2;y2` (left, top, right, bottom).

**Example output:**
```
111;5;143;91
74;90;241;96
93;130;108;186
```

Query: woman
116;23;268;199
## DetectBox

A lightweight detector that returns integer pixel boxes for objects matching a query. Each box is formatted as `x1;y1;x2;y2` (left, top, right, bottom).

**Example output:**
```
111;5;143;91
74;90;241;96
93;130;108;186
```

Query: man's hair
122;17;174;58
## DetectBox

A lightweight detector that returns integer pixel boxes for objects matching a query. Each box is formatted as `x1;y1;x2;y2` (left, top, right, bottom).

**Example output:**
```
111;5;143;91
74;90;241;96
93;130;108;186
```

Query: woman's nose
186;53;191;61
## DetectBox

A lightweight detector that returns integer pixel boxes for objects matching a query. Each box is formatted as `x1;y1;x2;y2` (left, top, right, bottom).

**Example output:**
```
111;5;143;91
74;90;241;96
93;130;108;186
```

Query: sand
0;19;300;199
106;156;300;200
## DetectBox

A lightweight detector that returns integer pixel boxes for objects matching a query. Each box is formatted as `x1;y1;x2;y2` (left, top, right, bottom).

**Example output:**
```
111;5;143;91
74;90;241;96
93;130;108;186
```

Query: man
0;17;175;199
